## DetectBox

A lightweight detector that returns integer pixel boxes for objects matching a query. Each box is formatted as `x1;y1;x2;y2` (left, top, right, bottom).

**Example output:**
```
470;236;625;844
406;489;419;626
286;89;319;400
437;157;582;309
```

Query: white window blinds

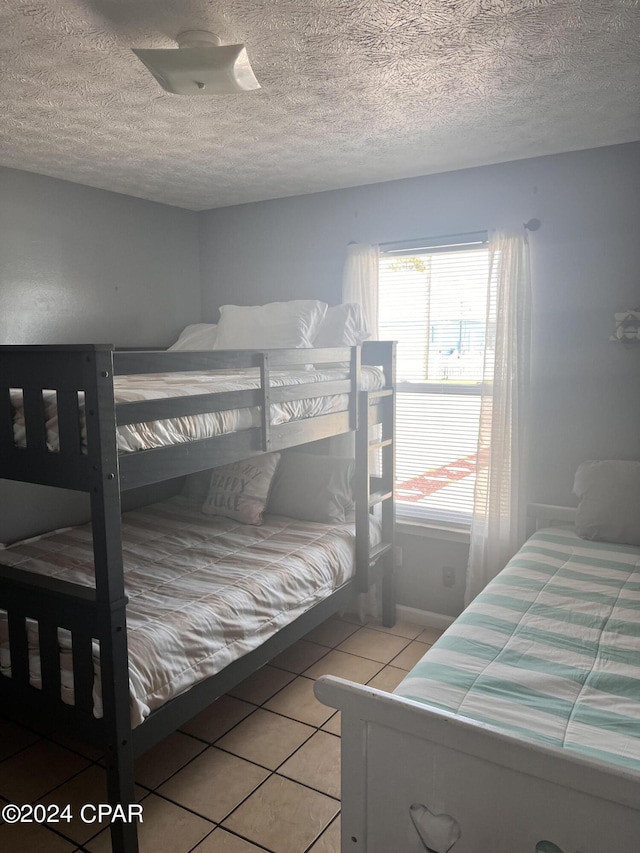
379;240;494;526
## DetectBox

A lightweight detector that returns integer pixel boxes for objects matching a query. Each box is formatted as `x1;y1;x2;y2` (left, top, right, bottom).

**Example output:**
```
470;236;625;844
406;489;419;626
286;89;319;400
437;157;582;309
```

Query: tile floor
0;616;442;853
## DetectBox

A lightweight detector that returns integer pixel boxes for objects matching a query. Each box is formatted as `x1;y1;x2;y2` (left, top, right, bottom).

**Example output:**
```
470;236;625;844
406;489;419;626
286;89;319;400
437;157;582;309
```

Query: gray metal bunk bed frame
0;340;396;853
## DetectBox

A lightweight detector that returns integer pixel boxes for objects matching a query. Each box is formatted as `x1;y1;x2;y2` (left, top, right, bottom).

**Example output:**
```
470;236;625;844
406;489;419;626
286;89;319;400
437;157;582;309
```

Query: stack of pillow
169;300;370;352
201;451;356;526
171;300;370;527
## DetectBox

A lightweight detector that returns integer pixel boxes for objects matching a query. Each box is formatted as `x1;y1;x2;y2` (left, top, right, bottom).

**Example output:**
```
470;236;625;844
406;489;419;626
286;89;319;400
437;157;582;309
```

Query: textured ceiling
1;0;639;210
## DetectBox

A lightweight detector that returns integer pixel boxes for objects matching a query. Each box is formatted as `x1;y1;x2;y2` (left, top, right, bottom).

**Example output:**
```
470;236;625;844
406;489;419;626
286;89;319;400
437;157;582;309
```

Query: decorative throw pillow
202;453;281;525
168;323;218;350
267;452;355;523
313;303;370;347
213;301;328;350
573;460;640;546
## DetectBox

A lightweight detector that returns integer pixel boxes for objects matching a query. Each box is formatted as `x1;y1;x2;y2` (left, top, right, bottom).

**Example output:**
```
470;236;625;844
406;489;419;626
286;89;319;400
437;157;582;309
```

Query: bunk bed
315;502;640;853
0;339;396;853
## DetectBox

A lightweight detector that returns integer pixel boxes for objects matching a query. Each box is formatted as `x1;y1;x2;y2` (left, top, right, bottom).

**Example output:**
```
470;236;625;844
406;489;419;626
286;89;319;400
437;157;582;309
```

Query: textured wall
200;142;640;615
0;167;201;541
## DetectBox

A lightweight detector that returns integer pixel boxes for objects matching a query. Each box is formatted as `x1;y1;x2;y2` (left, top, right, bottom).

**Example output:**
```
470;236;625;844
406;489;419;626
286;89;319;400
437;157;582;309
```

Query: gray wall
3;146;639;613
0;167;201;542
200;142;640;616
0;168;200;346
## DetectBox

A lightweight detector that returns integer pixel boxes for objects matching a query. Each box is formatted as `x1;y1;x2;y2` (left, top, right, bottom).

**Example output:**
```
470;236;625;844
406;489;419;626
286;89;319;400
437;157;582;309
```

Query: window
379;234;495;526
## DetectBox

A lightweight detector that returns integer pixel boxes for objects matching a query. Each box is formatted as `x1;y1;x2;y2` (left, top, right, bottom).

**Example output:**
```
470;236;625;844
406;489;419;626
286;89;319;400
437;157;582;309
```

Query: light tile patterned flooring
0;616;442;853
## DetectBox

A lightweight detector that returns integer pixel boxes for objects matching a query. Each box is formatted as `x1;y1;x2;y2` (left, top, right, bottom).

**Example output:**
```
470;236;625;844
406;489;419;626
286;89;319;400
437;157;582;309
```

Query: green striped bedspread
395;527;640;771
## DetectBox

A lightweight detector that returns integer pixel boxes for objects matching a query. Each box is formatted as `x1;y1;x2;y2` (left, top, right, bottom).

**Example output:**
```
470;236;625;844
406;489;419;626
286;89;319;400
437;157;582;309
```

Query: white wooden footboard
315;676;640;853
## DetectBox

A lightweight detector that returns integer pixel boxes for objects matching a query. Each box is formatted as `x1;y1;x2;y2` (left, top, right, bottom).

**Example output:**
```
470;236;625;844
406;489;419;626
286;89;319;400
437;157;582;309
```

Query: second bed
316;518;640;852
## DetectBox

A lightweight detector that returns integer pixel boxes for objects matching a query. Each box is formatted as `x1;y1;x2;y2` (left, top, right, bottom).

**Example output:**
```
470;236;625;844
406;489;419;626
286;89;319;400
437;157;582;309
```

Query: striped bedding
10;364;385;454
395;527;640;771
0;496;379;727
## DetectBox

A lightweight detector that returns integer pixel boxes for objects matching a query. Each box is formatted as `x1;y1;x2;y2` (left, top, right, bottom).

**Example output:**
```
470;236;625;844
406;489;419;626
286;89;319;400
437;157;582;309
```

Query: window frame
379;233;491;528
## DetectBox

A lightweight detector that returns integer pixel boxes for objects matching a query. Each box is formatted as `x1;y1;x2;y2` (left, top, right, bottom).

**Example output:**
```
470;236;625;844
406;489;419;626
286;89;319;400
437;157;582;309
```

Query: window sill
397;519;471;544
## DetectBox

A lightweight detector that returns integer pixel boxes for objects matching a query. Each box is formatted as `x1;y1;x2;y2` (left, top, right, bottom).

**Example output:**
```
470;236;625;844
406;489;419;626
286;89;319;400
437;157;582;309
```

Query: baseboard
396;605;456;630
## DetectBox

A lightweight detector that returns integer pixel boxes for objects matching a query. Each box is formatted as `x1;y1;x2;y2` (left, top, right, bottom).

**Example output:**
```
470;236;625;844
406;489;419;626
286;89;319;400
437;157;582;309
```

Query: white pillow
313;303;370;347
267;453;355;523
573;460;640;546
168;323;218;350
213;301;327;350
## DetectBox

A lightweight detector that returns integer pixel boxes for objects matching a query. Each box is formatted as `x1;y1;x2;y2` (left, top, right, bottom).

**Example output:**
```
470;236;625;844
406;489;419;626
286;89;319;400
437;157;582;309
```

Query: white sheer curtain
465;230;531;605
342;241;382;473
342;243;379;338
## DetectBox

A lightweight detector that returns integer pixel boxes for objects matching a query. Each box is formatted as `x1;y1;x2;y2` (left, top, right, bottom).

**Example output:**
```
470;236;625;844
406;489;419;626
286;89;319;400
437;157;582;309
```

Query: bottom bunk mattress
0;496;379;727
395;526;640;771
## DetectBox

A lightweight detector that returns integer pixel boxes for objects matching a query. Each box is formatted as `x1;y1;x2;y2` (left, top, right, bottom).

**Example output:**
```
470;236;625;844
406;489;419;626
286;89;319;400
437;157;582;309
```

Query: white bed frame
314;505;640;853
527;502;577;531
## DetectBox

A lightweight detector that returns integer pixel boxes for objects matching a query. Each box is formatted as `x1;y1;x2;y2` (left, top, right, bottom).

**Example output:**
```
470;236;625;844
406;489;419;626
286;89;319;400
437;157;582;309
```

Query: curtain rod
379;230;488;253
374;219;542;253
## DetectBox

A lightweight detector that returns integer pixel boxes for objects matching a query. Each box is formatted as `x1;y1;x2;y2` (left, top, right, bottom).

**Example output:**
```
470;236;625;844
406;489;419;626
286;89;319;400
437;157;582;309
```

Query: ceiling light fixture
132;30;260;96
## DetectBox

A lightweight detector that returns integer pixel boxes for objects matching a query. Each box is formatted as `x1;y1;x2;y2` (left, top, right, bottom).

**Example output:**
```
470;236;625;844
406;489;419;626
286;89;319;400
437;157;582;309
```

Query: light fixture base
177;31;222;48
132;30;260;95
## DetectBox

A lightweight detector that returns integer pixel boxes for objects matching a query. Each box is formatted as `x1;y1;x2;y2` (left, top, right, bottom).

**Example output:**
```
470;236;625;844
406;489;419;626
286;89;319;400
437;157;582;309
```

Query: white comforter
11;365;385;453
1;496;380;727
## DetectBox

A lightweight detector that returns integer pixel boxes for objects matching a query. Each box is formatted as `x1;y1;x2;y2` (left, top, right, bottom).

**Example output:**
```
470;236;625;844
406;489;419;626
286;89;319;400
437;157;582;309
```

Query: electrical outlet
442;566;456;587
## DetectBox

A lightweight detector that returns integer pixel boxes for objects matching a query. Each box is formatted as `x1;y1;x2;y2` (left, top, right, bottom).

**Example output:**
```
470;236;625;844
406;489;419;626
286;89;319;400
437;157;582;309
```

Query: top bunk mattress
395;527;640;772
10;364;385;454
0;495;380;728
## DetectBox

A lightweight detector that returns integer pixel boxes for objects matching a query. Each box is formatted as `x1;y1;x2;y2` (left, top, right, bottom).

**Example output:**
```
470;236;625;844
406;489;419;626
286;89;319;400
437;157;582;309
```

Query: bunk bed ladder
355;346;397;627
